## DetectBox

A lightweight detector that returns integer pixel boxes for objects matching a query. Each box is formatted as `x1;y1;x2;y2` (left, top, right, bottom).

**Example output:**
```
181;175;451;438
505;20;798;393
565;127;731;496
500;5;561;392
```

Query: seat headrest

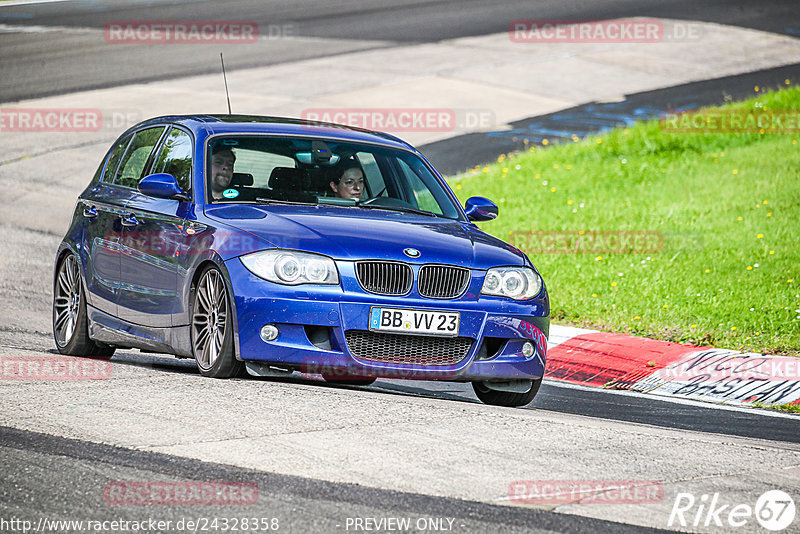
268;167;307;190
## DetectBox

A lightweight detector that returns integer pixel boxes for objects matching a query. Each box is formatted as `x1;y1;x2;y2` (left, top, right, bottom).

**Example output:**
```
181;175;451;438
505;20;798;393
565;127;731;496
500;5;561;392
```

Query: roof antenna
220;52;232;115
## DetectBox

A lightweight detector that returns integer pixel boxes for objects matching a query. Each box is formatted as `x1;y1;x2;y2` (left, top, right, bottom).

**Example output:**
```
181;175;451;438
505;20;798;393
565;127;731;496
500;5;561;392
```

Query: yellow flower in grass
611;282;617;287
550;187;557;192
690;324;697;329
732;169;738;175
662;304;669;309
747;266;753;271
731;326;737;331
769;251;775;255
757;234;763;239
737;216;743;221
542;139;549;146
592;293;598;298
704;269;710;273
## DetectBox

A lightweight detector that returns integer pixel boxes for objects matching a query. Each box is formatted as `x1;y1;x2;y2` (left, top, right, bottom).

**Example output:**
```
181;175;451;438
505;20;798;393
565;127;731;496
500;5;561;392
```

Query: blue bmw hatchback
53;115;549;406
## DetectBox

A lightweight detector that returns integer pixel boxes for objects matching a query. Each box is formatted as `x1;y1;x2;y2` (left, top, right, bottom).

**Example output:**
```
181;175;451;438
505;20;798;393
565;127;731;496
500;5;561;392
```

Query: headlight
481;267;542;300
241;250;339;285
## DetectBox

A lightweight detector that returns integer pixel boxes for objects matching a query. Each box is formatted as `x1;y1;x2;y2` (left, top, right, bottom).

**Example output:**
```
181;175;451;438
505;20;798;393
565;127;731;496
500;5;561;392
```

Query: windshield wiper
255;198;314;206
356;204;447;218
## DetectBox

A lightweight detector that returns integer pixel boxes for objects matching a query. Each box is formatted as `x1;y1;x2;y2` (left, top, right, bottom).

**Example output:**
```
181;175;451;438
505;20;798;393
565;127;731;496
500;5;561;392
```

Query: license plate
369;307;460;337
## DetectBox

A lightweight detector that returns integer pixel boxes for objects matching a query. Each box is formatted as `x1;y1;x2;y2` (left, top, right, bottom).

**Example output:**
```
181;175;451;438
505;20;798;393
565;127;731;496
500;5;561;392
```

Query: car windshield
205;135;462;220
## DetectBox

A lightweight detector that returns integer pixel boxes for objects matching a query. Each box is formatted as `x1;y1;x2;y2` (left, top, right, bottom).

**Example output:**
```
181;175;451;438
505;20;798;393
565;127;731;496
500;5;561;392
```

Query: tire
191;265;244;378
472;378;542;407
52;253;115;359
322;373;377;386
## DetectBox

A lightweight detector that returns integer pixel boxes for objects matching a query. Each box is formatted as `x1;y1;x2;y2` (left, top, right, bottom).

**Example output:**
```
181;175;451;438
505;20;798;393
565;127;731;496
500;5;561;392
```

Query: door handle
121;214;139;228
83;206;98;220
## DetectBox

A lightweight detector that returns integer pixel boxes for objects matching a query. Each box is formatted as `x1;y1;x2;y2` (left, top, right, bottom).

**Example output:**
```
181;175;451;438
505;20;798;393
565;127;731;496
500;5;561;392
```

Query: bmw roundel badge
403;248;421;258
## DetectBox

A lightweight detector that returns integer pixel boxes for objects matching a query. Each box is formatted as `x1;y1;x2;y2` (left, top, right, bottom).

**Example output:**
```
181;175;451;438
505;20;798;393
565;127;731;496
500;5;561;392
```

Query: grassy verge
449;86;800;356
752;402;800;414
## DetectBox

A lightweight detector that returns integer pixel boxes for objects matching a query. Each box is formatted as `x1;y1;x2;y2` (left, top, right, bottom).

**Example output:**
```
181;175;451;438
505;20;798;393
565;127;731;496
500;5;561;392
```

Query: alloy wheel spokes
54;255;81;345
193;270;227;370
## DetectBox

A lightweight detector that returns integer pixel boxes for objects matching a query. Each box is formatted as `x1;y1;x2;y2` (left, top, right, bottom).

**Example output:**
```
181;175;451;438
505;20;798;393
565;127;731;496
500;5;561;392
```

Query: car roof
129;114;417;152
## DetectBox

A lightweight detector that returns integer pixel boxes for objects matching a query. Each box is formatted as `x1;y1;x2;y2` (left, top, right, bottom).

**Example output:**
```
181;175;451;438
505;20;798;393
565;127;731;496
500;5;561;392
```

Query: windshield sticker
222;188;239;199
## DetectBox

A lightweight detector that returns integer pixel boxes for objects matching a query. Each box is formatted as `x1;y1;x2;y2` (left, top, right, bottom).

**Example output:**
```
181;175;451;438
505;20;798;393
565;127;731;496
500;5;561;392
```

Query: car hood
204;204;528;269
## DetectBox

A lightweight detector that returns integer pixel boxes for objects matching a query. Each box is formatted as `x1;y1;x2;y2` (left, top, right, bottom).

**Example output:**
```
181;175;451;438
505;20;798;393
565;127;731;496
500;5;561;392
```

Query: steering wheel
360;186;387;205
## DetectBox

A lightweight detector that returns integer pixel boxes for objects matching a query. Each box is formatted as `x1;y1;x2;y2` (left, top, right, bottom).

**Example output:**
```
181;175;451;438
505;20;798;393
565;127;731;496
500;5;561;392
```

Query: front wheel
52;253;115;358
191;266;244;378
472;379;542;407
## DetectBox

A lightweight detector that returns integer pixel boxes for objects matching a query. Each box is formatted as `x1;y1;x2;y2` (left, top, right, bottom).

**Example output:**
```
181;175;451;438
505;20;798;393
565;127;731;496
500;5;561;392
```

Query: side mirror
138;173;190;201
464;196;498;222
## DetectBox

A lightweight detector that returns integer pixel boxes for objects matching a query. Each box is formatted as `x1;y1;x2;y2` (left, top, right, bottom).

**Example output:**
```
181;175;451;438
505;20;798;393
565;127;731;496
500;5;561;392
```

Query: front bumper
226;259;549;382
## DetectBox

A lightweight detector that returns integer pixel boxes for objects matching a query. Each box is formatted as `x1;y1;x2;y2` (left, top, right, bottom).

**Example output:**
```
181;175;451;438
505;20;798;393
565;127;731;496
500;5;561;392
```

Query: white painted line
0;0;70;8
0;23;94;34
548;324;598;348
544;378;800;420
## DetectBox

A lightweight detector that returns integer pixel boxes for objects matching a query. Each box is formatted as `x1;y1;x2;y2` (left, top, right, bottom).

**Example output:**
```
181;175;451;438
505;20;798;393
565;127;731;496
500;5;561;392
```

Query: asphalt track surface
1;1;800;532
422;62;800;174
1;0;800;102
1;425;674;534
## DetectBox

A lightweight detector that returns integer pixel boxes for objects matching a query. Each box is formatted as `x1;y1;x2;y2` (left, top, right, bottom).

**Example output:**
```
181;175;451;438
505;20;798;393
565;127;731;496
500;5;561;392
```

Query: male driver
210;145;236;200
329;163;364;200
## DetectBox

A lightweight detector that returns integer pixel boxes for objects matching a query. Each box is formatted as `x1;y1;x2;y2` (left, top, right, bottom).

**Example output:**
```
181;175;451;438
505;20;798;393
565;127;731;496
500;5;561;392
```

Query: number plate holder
368;307;460;337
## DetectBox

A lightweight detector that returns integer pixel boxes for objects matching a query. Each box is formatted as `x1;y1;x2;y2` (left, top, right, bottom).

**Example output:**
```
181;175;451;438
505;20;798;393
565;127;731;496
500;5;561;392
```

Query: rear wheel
472;379;542;407
52;253;115;358
191;266;244;378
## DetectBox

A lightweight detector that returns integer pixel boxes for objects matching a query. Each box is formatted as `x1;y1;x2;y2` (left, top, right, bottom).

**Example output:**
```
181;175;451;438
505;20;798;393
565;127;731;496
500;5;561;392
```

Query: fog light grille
345;330;473;366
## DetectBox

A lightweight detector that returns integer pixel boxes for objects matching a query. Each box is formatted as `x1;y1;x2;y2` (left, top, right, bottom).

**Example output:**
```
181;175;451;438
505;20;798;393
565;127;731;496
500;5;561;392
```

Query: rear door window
152;127;193;192
101;134;132;183
114;126;166;189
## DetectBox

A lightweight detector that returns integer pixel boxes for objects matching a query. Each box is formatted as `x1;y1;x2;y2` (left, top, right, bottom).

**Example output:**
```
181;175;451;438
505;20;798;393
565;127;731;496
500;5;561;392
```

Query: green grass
752;402;800;414
449;86;800;356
